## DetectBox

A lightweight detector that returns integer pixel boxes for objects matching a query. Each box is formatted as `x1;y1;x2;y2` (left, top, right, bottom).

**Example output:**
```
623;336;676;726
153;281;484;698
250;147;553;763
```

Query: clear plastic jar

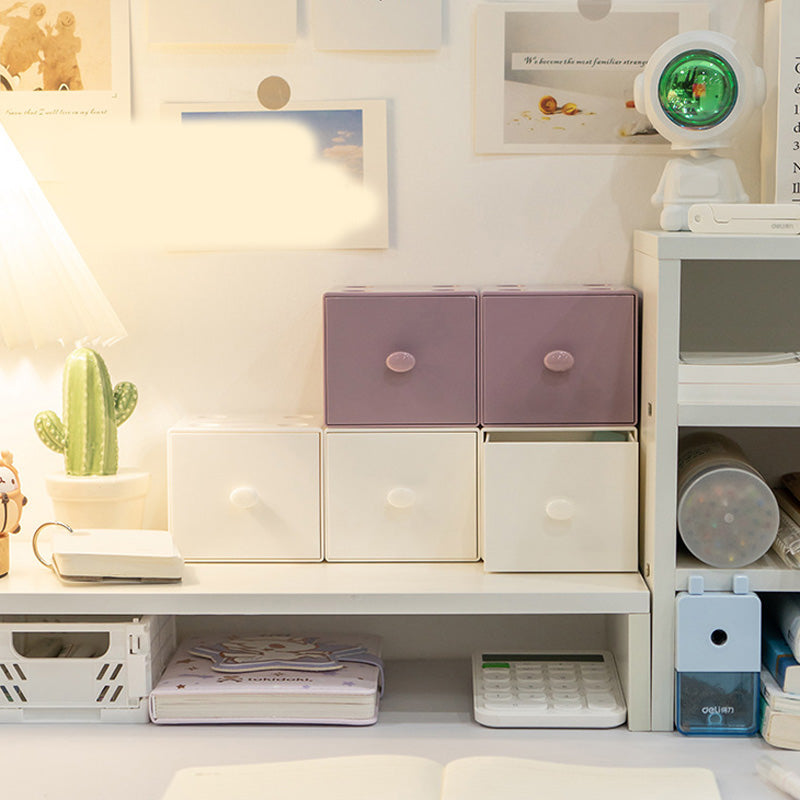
677;433;779;568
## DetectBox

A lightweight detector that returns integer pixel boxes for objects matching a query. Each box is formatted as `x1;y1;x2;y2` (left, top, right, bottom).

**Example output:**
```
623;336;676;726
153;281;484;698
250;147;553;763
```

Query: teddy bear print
40;9;82;90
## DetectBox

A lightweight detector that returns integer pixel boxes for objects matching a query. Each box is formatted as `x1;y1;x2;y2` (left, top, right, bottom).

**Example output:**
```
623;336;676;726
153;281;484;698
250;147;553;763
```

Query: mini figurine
0;450;27;577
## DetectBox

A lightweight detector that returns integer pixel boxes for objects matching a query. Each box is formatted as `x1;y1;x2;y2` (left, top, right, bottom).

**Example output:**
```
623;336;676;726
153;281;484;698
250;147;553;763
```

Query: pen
758;756;800;799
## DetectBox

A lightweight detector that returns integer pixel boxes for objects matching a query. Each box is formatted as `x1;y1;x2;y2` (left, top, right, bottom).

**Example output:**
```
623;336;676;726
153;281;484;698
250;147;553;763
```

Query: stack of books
149;633;384;725
761;594;800;748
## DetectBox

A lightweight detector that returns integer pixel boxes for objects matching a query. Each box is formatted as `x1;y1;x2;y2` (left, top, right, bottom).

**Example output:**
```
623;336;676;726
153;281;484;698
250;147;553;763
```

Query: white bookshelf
634;229;800;731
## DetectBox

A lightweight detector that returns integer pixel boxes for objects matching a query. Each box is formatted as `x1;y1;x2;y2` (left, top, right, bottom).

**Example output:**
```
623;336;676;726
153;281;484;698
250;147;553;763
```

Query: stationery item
677;432;779;568
471;650;626;728
764;593;800;663
758;756;800;797
763;617;800;693
31;522;183;583
311;0;441;51
149;634;383;725
772;502;800;569
675;575;761;735
147;0;297;47
160;754;722;800
761;668;800;714
761;0;800;203
688;203;800;234
760;699;800;750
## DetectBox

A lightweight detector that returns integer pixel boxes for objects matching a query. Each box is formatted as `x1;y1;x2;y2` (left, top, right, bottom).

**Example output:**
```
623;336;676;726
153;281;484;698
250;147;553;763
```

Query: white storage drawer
168;417;322;562
324;429;479;561
482;429;638;572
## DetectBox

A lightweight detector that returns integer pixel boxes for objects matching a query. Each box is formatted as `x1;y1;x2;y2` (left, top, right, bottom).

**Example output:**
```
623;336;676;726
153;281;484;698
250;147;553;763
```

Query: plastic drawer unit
324;428;479;561
481;429;638;572
480;286;639;426
168;416;322;562
324;287;479;426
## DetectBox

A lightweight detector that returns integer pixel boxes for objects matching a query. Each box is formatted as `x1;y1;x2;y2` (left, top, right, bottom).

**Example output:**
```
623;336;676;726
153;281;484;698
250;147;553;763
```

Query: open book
161;754;721;800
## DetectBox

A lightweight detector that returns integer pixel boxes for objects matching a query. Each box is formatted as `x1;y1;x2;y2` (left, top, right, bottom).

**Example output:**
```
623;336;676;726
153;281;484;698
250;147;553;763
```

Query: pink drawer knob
229;486;259;509
545;497;575;521
543;350;575;372
385;351;416;373
387;487;416;509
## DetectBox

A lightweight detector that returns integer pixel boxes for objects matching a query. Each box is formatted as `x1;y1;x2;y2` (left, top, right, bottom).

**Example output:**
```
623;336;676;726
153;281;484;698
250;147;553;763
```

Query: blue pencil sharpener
675;574;760;735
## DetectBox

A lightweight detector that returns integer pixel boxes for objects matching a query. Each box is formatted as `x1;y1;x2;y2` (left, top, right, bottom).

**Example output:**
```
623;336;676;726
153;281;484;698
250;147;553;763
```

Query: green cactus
34;348;138;476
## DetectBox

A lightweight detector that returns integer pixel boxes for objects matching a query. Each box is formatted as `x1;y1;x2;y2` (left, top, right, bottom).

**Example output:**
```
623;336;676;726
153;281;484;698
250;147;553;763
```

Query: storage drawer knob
229;486;259;509
543;350;575;372
545;497;575;521
386;487;416;508
385;351;416;373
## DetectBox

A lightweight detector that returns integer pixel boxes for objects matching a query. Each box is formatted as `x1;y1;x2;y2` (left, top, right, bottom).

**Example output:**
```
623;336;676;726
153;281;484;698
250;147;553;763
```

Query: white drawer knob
387;487;416;509
543;350;575;372
229;486;259;509
385;351;416;373
545;497;575;521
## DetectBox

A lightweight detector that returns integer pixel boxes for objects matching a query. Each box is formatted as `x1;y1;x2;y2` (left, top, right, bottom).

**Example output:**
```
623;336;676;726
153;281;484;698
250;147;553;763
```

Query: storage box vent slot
95;662;125;703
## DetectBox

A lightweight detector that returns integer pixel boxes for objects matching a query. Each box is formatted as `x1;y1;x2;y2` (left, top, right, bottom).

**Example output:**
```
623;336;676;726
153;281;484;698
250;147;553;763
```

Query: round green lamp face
658;49;738;129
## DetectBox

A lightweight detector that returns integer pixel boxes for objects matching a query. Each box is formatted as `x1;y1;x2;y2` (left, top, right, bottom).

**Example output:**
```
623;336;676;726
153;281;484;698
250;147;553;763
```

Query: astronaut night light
634;30;765;231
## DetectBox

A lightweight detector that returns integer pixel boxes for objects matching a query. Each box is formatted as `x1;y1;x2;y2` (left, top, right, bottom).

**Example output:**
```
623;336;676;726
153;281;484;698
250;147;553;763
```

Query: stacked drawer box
168;285;638;571
324;286;480;561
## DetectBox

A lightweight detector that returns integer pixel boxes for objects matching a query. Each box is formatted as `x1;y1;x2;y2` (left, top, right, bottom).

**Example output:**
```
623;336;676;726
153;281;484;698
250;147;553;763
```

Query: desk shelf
0;543;649;616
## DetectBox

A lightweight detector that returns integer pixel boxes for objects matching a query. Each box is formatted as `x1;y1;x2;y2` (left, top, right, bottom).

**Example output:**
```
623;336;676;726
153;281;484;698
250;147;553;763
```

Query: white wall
0;0;761;532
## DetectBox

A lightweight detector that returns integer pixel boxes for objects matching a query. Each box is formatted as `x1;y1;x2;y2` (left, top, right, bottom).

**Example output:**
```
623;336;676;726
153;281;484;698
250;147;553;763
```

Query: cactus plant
34;348;138;476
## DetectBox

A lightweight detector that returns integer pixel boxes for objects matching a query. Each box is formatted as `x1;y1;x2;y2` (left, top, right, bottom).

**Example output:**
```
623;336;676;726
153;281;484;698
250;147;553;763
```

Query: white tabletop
3;659;795;800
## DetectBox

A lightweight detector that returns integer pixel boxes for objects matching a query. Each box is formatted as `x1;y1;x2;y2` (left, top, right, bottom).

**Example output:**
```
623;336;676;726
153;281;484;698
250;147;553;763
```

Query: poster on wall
147;0;297;48
311;0;441;51
163;101;388;251
475;2;709;154
0;0;130;121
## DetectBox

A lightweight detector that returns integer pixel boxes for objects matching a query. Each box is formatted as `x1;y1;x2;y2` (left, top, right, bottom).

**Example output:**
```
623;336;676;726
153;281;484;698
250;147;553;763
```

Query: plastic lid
677;466;779;567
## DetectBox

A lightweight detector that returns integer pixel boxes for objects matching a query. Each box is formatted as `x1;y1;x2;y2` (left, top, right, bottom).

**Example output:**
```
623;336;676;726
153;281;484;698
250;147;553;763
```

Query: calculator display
481;653;604;663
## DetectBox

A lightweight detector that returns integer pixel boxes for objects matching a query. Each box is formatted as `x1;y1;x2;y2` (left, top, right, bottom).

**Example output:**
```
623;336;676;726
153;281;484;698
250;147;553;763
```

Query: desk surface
3;659;795;800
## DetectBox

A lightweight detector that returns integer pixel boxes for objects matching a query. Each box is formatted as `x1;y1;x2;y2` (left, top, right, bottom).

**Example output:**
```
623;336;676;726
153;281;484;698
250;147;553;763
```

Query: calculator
472;650;627;728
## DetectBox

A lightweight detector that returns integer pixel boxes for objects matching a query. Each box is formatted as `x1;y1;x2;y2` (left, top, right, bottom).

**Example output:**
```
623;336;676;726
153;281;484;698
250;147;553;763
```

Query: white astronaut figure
634;31;765;232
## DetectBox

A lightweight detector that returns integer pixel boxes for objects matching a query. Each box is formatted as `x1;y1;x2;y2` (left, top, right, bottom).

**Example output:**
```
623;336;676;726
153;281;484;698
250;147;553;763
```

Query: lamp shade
0;123;126;349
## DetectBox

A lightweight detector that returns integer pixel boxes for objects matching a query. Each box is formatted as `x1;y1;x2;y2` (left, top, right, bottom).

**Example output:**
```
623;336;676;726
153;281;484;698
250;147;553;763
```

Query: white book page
441;757;721;800
162;755;443;800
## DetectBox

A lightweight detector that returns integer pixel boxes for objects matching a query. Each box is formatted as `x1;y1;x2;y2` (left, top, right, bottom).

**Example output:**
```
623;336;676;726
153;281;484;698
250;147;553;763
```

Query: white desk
2;659;793;800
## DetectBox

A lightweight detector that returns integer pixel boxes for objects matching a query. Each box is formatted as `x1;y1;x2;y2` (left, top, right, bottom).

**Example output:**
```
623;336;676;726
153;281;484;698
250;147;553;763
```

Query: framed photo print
164;101;388;251
475;2;709;154
0;0;130;121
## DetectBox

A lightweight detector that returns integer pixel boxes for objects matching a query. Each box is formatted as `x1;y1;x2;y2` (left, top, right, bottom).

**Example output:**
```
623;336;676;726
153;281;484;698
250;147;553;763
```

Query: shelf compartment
674;549;800;592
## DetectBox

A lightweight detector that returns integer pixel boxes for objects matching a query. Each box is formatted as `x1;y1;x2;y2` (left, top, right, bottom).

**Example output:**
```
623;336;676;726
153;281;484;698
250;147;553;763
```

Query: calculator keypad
473;652;626;728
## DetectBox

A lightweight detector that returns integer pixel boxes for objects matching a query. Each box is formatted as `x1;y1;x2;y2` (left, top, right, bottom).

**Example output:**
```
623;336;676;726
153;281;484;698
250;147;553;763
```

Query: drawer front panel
482;437;637;572
169;432;322;561
325;430;478;561
481;293;637;425
324;293;478;425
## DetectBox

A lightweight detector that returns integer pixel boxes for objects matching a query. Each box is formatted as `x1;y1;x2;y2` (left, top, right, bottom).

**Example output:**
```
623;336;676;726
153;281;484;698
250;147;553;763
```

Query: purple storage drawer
324;289;478;426
481;287;638;426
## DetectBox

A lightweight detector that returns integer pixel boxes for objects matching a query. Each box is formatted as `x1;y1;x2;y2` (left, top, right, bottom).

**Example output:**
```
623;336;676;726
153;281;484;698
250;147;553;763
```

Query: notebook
36;527;183;583
161;754;722;800
149;634;383;725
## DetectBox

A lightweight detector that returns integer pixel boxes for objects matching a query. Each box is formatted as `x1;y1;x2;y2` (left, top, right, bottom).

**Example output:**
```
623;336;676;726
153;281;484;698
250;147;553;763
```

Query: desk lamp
634;31;765;231
0;122;126;348
0;121;127;576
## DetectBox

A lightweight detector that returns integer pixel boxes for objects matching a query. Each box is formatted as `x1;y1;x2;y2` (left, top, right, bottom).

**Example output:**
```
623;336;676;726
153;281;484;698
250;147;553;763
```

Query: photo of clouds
181;108;365;182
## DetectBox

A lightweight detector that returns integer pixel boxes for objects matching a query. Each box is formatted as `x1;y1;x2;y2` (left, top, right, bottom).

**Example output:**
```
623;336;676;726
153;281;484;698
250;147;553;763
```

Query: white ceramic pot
45;469;150;529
